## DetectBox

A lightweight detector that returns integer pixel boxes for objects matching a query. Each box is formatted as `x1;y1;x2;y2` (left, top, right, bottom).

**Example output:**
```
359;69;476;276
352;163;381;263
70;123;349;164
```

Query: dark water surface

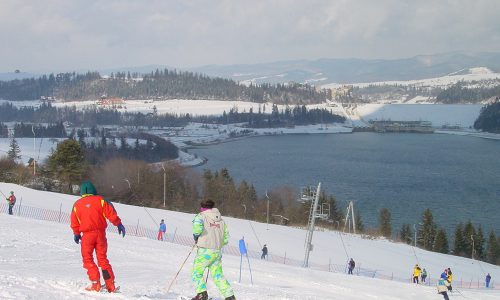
192;133;500;233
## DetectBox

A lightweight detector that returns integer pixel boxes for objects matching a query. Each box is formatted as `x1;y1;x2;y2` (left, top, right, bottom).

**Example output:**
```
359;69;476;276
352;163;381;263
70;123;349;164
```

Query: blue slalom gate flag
239;238;247;255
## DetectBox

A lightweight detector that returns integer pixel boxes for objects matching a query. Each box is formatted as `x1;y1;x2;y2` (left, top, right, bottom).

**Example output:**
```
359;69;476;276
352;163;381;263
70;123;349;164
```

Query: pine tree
46;139;85;193
463;221;476;258
378;208;392;238
433;228;449;254
7;137;21;161
453;223;466;256
400;224;413;245
486;231;499;264
417;208;437;250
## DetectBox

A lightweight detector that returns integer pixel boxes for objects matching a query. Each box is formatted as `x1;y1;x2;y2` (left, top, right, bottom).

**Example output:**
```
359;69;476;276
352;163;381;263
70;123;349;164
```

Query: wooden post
135;219;140;236
58;203;62;223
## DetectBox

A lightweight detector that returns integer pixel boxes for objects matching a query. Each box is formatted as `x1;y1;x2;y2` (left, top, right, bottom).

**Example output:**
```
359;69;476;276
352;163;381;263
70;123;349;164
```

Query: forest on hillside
0;102;345;130
474;101;500;133
0;70;330;104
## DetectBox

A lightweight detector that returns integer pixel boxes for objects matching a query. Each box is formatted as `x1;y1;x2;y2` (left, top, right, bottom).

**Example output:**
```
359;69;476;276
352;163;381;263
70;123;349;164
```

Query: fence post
58;203;62;223
283;252;286;264
172;227;178;243
135;219;140;236
17;197;23;216
328;258;331;272
391;272;393;280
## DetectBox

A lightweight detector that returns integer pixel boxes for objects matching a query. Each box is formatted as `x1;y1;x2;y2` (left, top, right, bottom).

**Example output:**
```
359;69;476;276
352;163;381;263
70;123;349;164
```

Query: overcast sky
1;0;500;72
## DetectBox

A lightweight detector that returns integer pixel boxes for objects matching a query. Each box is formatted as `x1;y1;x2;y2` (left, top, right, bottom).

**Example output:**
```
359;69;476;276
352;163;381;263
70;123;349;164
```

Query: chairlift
298;186;316;203
316;202;330;220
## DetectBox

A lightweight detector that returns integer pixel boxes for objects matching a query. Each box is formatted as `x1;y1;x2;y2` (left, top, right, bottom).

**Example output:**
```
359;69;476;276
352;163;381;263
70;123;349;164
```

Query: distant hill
189;52;500;85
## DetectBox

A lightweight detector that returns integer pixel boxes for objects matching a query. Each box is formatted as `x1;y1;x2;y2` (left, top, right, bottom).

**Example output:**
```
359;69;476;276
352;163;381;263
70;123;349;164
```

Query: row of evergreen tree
474;100;500;133
0;102;345;130
0;69;330;104
74;129;178;164
11;122;67;138
436;82;500;103
378;207;500;265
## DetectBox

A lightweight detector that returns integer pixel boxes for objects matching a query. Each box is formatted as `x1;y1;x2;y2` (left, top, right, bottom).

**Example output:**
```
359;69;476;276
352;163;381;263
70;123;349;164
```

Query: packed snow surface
0;183;498;299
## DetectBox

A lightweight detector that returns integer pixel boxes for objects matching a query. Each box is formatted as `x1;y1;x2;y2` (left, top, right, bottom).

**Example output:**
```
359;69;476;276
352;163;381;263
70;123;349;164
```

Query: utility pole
303;182;321;268
265;190;270;230
161;164;166;207
343;201;356;234
413;224;417;247
32;125;36;176
471;235;475;260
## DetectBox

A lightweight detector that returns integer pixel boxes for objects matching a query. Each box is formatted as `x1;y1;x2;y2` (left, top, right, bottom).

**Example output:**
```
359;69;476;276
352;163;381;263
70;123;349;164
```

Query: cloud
0;0;499;72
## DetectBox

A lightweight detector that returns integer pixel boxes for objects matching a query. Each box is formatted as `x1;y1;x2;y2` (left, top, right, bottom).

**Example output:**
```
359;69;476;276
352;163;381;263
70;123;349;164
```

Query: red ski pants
81;230;115;282
157;231;164;241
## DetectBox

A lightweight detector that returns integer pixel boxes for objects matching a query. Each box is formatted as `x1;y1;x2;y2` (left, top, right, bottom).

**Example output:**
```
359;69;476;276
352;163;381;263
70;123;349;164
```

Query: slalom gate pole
166;243;197;293
239;254;243;283
245;253;253;285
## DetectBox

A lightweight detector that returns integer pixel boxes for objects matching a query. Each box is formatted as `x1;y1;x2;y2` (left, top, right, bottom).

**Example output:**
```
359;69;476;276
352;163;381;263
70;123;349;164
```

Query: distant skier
261;244;268;260
70;181;126;293
5;191;16;215
191;199;235;300
412;264;421;284
437;271;451;300
421;268;427;283
348;258;355;275
158;219;166;241
486;273;491;288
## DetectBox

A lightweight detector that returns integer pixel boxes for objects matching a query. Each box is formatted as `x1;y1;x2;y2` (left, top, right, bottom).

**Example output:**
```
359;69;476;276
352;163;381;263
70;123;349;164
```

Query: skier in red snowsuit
70;181;125;293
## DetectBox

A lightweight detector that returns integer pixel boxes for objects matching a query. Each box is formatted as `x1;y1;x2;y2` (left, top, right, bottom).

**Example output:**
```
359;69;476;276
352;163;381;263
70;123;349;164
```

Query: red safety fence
1;202;496;290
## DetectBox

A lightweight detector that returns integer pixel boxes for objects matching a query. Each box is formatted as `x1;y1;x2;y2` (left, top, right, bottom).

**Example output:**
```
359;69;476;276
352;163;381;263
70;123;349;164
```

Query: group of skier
412;264;427;284
437;268;453;300
70;180;235;300
5;179;484;300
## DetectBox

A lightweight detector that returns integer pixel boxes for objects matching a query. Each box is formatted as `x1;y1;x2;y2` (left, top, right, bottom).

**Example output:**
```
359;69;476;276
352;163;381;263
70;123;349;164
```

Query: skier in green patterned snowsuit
191;199;235;300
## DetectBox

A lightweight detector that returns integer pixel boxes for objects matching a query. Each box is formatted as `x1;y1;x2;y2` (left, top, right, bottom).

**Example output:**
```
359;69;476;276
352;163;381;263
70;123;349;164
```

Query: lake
192;133;500;234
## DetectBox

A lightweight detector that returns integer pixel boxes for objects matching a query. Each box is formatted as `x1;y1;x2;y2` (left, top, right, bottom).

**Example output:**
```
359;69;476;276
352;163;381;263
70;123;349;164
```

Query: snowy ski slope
0;183;499;299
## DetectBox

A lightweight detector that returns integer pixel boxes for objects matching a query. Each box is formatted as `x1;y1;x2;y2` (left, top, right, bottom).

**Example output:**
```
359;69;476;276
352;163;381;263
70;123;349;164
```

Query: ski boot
85;281;102;292
104;279;118;293
191;291;208;300
225;296;236;300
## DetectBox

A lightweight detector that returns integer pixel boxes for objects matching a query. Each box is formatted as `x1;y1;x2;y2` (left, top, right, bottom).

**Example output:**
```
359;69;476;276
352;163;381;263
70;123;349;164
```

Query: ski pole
205;269;210;284
166;243;197;293
0;189;7;198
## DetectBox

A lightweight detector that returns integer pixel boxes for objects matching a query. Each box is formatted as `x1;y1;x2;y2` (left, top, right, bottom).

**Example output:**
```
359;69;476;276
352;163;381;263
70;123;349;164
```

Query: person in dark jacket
261;244;268;259
486;273;491;288
348;258;355;275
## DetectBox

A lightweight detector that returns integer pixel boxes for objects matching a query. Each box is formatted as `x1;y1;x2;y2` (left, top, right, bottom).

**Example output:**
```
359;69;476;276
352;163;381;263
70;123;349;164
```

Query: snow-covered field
0;182;498;299
354;104;483;128
322;67;500;90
